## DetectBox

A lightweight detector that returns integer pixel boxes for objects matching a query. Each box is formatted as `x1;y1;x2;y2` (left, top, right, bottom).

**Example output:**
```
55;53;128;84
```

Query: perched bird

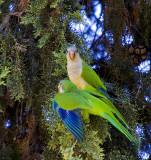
53;80;138;144
53;80;92;142
67;46;129;128
67;46;106;94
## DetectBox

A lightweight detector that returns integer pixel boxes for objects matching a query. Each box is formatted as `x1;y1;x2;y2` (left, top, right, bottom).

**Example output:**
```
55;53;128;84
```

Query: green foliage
0;0;4;14
7;68;25;101
43;109;106;160
21;0;82;48
0;67;10;86
76;128;104;160
51;46;67;77
109;148;139;160
0;0;144;159
0;0;90;159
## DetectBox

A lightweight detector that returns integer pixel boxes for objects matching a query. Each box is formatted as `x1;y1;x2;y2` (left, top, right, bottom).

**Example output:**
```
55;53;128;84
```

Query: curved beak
69;50;75;60
58;84;61;93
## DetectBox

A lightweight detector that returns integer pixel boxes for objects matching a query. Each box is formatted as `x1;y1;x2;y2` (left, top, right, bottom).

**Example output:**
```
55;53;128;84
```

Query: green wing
81;90;130;129
74;89;130;129
81;59;106;90
54;92;93;110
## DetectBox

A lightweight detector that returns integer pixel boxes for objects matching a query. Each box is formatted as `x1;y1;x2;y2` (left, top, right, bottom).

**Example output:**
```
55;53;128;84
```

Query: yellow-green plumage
54;92;92;110
67;46;129;129
57;80;138;144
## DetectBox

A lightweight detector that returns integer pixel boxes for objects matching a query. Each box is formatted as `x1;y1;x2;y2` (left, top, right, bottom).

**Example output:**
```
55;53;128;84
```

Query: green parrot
53;80;92;142
67;46;129;128
53;80;138;144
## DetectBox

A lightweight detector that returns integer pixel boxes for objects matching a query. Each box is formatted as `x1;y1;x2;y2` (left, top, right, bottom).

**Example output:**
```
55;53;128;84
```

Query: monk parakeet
53;80;138;144
67;46;129;128
53;80;92;142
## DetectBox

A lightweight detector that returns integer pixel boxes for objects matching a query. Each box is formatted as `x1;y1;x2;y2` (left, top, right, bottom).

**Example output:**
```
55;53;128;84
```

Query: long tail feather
101;112;138;144
102;98;131;129
89;90;130;129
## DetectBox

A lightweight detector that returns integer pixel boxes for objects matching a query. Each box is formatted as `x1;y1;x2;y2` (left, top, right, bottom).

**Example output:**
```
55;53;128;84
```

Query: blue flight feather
64;119;82;142
58;108;85;142
53;100;58;111
65;113;84;135
97;87;109;97
64;122;81;142
97;88;121;102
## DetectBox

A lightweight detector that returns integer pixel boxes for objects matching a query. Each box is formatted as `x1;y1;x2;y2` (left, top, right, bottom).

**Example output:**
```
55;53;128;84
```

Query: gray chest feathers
67;59;82;80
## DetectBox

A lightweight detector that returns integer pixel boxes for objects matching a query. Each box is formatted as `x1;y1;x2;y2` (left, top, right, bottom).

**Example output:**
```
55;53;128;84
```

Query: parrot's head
67;46;80;62
58;80;77;93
